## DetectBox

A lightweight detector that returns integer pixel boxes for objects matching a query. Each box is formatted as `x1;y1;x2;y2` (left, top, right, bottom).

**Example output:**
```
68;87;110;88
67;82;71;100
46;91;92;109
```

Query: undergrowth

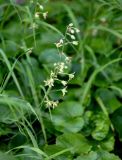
0;0;122;160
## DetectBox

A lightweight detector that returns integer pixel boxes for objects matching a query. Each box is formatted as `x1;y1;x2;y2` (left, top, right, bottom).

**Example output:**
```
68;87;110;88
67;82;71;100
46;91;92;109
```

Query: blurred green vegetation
0;0;122;159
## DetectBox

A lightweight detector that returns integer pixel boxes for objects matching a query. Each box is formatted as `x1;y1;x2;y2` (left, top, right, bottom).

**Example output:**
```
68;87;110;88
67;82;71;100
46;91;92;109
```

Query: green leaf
0;123;11;136
97;150;121;160
56;133;92;154
93;73;109;88
100;134;115;151
75;150;121;160
52;101;84;133
39;49;63;65
95;88;121;113
9;133;27;148
3;21;24;43
0;66;4;84
0;94;31;124
44;145;71;160
111;108;122;140
91;112;110;141
44;145;68;156
2;40;19;57
75;151;97;160
0;151;16;160
107;65;122;82
20;57;46;86
90;38;112;55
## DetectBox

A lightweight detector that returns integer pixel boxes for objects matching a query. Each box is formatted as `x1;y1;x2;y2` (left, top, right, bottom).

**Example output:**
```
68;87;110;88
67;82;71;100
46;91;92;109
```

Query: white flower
75;28;80;33
50;71;56;77
59;62;65;73
59;39;63;44
100;17;106;23
45;99;52;108
52;101;59;109
35;12;40;18
54;63;57;66
55;39;63;48
54;62;66;73
44;78;54;87
55;42;62;48
45;100;59;109
70;29;75;34
61;52;65;55
61;80;67;86
72;41;78;45
69;73;75;80
65;56;71;63
30;23;38;29
70;35;75;40
43;12;48;19
69;23;73;27
26;48;33;54
92;29;98;36
61;87;67;96
39;5;44;10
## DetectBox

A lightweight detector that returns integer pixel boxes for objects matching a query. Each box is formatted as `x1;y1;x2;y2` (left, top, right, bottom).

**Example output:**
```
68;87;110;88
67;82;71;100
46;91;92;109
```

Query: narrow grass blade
81;58;122;105
0;49;24;98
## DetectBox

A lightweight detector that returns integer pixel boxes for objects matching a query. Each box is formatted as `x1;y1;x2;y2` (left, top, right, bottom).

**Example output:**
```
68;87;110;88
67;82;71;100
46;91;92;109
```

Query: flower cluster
54;62;68;73
44;99;59;109
43;23;80;109
55;23;80;49
34;2;48;19
29;2;48;30
67;23;80;45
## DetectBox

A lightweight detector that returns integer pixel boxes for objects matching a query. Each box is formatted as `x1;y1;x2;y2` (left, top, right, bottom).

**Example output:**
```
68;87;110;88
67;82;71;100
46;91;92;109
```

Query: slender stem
96;96;114;131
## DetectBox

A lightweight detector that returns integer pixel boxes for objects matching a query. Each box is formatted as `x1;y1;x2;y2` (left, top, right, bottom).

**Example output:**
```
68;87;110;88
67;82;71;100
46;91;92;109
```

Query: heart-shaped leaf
56;133;92;154
52;101;84;133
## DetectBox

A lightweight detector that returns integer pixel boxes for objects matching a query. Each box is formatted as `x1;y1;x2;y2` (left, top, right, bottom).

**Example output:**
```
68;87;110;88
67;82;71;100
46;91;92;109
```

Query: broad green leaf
100;134;115;151
44;145;68;156
75;151;97;160
39;49;64;65
52;101;84;133
75;150;120;160
40;31;60;44
44;145;71;160
56;133;92;154
97;150;121;160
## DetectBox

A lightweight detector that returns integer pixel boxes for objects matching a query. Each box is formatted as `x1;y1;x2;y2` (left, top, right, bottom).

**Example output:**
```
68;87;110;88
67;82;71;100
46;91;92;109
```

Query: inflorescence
43;23;80;109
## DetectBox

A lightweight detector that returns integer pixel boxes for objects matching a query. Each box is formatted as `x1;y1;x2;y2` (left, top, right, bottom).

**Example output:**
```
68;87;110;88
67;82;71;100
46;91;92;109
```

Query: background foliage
0;0;122;159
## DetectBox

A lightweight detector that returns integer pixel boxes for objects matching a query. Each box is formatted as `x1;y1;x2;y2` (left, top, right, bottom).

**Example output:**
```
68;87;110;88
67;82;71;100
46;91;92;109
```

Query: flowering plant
0;0;122;160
